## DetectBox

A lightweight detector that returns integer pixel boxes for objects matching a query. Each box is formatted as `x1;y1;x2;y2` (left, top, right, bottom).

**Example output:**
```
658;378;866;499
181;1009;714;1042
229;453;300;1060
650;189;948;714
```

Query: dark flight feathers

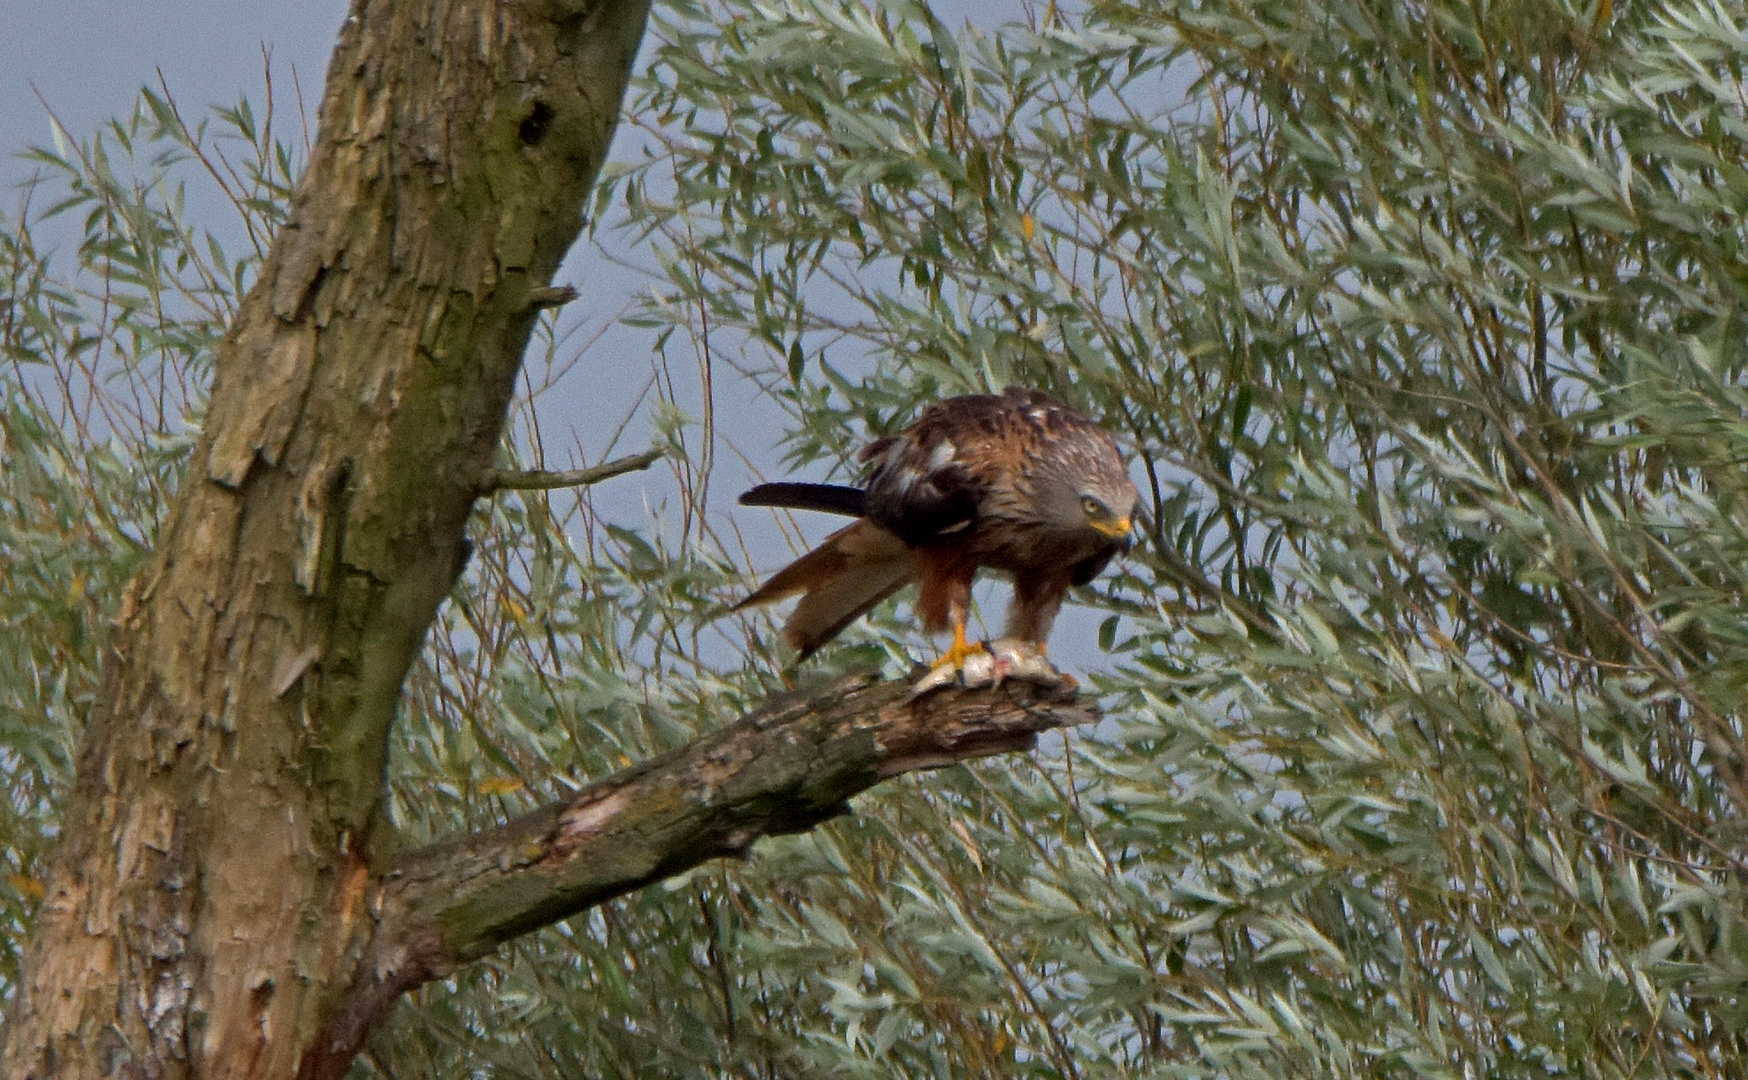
738;482;866;517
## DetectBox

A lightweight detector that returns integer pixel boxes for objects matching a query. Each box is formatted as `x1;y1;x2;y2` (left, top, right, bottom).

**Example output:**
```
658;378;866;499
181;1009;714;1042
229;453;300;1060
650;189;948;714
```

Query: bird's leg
937;619;985;670
992;580;1072;684
925;576;987;670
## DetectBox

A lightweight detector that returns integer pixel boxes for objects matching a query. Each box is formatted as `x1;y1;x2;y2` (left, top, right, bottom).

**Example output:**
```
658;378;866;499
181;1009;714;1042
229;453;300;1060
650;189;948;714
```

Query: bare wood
482;447;663;493
296;673;1098;1080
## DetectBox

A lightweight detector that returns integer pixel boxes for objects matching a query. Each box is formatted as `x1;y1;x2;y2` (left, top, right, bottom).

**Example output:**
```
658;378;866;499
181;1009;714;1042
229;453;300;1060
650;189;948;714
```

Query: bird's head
1078;491;1134;544
1030;431;1139;548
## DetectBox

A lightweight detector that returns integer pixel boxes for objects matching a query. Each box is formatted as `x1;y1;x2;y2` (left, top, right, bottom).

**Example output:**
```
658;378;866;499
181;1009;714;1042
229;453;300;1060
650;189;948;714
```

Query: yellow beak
1093;515;1132;539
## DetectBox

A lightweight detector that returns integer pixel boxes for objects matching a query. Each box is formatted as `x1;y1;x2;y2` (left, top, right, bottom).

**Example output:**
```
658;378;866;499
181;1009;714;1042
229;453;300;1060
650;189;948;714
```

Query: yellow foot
931;625;986;672
908;624;989;697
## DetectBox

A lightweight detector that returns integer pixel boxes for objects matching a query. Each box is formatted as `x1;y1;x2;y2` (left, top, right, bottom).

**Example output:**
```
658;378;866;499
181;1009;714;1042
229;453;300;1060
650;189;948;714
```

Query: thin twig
482;449;663;494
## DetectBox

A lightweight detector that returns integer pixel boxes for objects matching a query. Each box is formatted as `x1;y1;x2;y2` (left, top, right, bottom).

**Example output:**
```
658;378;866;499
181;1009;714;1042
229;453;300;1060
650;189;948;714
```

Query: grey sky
2;3;344;189
2;1;698;471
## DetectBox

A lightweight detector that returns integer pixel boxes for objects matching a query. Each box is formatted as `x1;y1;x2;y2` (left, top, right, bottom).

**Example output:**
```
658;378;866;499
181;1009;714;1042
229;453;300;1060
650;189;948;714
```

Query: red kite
736;387;1137;685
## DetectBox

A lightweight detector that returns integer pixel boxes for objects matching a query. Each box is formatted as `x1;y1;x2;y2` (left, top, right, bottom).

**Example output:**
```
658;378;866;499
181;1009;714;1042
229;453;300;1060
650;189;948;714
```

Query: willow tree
8;0;1748;1077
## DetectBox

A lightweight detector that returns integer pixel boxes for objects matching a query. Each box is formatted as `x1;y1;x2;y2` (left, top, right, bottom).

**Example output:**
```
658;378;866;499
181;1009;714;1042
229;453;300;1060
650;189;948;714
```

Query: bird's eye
1081;495;1104;518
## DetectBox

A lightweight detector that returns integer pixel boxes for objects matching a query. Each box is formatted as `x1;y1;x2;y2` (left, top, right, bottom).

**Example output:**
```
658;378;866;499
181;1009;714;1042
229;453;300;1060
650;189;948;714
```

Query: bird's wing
860;393;1018;545
732;519;913;659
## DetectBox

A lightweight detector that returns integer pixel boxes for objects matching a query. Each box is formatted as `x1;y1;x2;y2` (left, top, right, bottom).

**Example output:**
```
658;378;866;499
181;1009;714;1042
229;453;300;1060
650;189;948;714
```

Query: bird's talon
929;633;987;672
906;628;999;698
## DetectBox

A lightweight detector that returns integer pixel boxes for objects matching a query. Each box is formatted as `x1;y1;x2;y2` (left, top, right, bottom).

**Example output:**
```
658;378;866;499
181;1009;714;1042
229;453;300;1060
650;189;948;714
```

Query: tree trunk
0;0;652;1075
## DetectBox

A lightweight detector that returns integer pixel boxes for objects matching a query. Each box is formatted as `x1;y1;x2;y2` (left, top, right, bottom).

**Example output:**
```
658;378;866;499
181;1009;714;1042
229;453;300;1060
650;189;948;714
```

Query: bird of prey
734;386;1138;686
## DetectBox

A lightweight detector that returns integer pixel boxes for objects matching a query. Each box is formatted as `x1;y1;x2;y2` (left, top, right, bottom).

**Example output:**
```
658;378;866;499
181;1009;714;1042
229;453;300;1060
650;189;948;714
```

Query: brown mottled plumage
735;387;1138;670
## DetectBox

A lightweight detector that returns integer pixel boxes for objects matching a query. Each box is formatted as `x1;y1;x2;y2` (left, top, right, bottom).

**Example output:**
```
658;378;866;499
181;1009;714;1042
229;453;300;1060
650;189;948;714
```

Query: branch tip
482;448;662;494
525;284;578;311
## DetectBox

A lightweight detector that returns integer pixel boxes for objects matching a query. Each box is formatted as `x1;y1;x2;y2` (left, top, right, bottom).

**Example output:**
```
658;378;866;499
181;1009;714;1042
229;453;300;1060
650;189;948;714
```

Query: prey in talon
733;387;1137;693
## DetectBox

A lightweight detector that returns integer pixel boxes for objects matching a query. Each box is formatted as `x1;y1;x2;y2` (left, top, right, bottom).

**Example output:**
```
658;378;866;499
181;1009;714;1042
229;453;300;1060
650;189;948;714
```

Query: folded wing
730;519;913;660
